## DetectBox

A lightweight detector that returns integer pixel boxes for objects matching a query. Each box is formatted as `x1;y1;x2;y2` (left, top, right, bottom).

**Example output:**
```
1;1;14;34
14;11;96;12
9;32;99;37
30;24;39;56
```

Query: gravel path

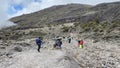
0;39;82;68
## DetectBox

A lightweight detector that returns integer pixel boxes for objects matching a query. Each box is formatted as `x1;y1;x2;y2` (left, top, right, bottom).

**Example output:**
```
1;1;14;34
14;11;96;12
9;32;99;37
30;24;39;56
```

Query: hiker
36;37;42;52
57;39;62;48
54;38;62;49
68;36;71;43
78;40;84;48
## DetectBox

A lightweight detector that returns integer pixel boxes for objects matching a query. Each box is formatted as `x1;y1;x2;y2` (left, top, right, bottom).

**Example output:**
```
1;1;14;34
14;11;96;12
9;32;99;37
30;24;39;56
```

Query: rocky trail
0;38;120;68
0;39;82;68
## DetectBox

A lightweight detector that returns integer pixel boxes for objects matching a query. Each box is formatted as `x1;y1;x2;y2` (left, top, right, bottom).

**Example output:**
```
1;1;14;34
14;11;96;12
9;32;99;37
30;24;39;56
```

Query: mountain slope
10;4;92;28
0;1;119;40
10;2;120;29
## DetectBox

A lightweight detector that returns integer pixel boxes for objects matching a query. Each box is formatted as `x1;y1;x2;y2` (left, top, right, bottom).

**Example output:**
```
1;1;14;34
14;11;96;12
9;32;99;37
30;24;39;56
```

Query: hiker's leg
38;45;40;52
69;40;71;43
59;44;61;48
53;44;56;48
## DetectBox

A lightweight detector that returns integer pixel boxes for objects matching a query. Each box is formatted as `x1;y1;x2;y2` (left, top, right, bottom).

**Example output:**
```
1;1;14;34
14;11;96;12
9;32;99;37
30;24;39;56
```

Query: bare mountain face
10;2;120;28
10;4;92;29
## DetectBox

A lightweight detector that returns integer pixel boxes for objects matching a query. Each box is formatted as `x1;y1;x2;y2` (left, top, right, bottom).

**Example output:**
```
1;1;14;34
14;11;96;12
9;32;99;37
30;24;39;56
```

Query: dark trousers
68;39;71;43
37;44;41;52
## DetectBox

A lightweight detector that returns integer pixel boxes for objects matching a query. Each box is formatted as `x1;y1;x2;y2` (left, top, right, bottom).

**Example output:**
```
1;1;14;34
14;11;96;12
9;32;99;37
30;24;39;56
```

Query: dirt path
0;39;82;68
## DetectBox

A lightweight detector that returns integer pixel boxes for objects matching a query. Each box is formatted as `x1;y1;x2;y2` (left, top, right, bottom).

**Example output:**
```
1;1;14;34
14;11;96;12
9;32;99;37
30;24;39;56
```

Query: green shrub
29;31;46;37
79;21;98;32
93;39;99;43
47;24;51;27
74;23;79;27
61;26;71;32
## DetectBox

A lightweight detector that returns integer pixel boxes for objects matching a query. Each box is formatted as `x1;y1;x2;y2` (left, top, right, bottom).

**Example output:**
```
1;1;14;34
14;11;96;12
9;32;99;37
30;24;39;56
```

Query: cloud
11;1;42;17
0;0;15;29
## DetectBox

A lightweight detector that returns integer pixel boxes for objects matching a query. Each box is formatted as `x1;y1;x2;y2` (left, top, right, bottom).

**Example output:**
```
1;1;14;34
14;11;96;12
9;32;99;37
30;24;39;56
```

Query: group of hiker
35;36;84;52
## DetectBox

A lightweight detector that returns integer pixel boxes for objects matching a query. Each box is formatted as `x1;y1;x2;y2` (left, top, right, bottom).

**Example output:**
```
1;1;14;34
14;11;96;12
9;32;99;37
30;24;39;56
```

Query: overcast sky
0;0;119;28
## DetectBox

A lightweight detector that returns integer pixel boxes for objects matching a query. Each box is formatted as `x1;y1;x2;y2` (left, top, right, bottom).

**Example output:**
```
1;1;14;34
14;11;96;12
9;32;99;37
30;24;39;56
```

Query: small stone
9;56;13;58
14;46;22;52
0;47;6;49
6;52;13;57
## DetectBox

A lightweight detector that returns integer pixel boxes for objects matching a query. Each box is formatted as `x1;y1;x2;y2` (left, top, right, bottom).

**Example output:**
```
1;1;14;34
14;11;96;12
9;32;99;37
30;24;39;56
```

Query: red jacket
78;40;84;46
80;40;83;45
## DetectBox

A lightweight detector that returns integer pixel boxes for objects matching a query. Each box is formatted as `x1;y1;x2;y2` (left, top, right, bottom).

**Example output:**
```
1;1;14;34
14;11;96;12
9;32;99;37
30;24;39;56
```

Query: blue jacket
36;38;42;45
56;40;62;47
